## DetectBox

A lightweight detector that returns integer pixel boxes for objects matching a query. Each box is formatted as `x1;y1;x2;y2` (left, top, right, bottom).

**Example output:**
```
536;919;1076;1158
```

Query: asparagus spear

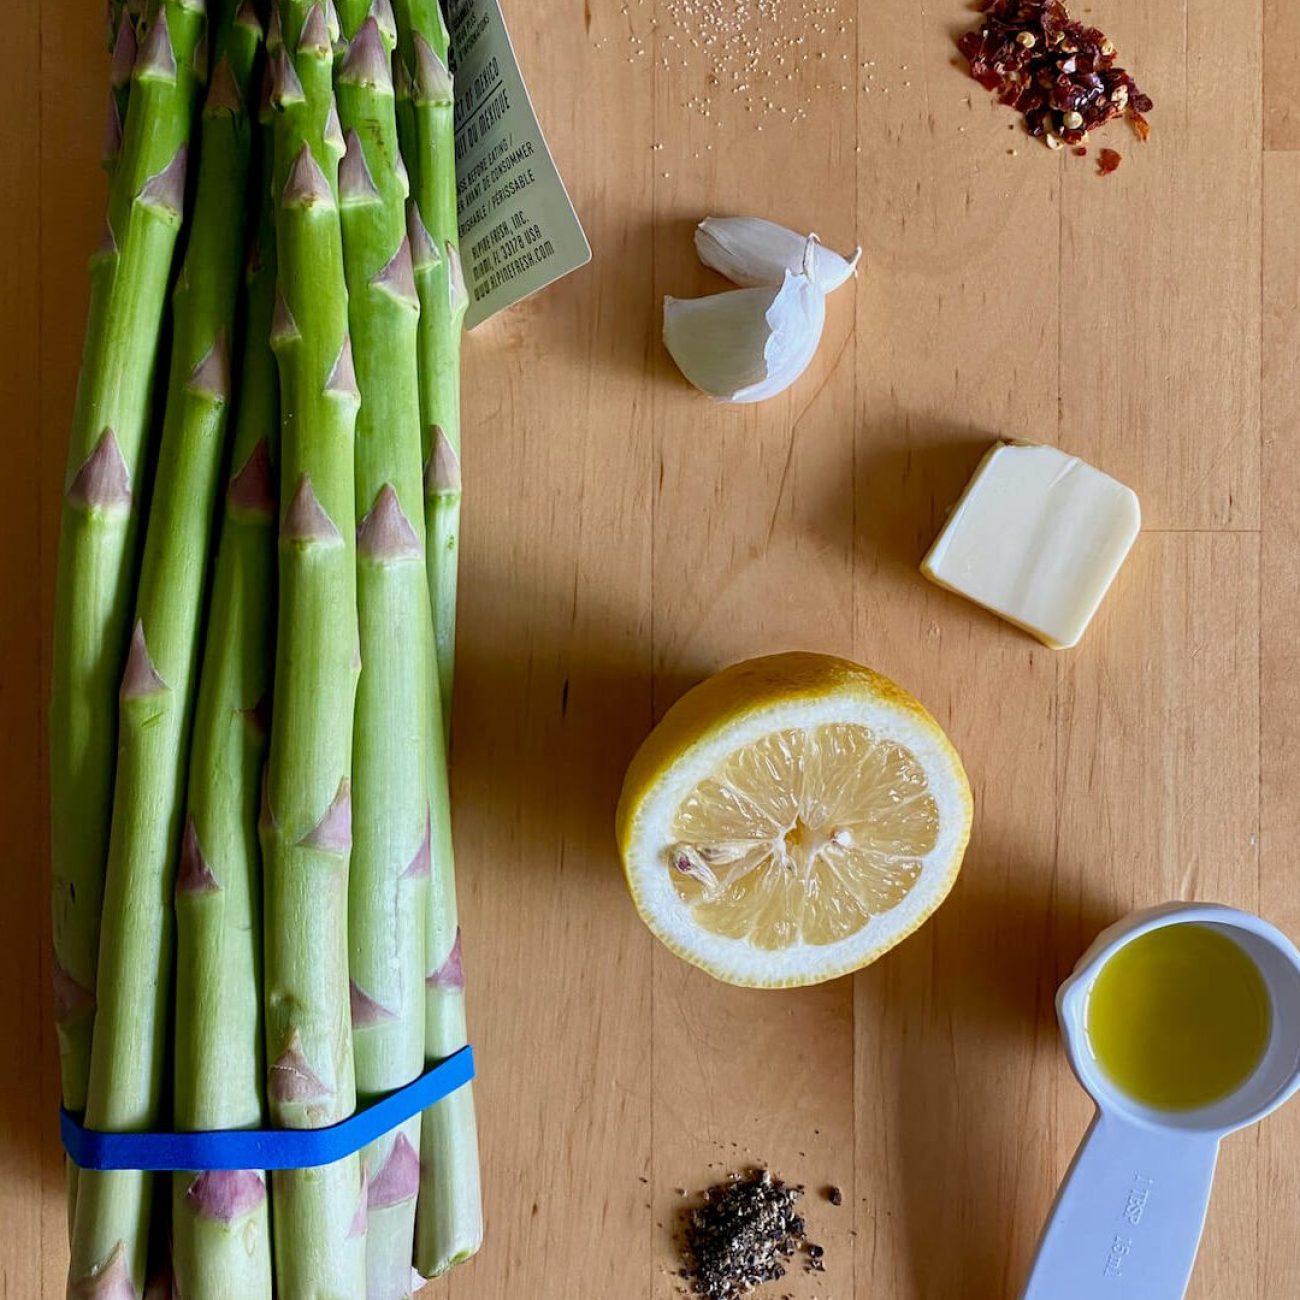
52;0;207;1241
333;5;432;1296
171;25;275;1300
392;0;483;1275
393;0;465;731
261;4;366;1293
68;1;256;1289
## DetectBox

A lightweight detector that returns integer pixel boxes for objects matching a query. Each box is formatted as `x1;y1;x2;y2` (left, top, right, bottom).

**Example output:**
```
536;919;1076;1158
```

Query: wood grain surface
2;1;1297;1296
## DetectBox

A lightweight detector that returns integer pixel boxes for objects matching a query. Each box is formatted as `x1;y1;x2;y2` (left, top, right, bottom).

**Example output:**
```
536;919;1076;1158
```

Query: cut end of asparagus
69;1241;136;1300
176;817;220;896
326;335;361;402
268;1030;333;1107
205;55;243;114
53;957;96;1023
137;145;190;223
282;143;335;211
297;778;353;853
183;1170;268;1225
136;8;178;83
350;979;398;1027
426;930;465;992
358;485;421;561
411;32;452;106
339;18;393;92
369;236;419;309
283;473;343;544
67;428;132;511
340;132;381;206
425;426;462;496
401;810;432;881
227;439;277;517
367;1134;420;1209
186;330;233;401
120;620;168;699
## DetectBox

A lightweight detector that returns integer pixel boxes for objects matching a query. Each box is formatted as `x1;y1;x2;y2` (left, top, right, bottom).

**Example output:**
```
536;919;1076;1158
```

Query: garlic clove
663;265;826;404
695;216;861;292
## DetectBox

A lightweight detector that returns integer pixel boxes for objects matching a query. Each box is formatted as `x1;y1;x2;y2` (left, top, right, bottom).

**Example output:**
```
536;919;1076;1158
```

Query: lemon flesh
617;653;972;988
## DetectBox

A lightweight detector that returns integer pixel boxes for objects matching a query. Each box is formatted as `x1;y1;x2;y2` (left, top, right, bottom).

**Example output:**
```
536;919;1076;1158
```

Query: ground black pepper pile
958;0;1153;168
680;1169;824;1299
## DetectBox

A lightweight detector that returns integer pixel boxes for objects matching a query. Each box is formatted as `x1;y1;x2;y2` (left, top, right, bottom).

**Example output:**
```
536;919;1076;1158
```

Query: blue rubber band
60;1046;475;1172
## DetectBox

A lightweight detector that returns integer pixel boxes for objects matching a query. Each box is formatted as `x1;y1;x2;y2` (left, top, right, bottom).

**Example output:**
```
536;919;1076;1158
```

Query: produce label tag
449;0;591;328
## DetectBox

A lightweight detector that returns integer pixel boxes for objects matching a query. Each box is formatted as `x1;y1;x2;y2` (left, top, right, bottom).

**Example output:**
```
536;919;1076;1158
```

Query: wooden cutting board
2;0;1298;1295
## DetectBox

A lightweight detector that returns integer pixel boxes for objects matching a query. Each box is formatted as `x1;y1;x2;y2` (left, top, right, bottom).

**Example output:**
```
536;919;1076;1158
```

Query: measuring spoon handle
1020;1110;1220;1300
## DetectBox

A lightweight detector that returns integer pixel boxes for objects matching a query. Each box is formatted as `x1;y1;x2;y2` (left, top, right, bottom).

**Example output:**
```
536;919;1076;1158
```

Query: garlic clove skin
663;265;826;404
695;216;862;292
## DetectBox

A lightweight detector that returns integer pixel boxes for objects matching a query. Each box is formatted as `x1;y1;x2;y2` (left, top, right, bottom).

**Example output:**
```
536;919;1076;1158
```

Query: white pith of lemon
616;653;973;988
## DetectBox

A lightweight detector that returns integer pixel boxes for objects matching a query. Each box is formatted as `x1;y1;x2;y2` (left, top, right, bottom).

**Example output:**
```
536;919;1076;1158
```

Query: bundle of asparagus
50;0;481;1295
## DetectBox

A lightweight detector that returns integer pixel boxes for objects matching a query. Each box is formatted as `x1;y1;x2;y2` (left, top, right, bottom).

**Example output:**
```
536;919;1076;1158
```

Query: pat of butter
921;442;1140;649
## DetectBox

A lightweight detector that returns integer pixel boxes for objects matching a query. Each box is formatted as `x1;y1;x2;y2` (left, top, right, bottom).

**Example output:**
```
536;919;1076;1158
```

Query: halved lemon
616;652;973;988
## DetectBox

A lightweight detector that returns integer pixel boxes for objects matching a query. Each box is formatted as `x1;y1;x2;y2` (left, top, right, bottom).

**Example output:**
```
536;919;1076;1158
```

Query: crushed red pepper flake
1097;147;1123;175
957;0;1153;160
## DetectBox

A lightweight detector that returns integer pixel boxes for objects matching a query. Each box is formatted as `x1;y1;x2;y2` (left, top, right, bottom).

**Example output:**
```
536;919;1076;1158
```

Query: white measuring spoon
1021;903;1300;1300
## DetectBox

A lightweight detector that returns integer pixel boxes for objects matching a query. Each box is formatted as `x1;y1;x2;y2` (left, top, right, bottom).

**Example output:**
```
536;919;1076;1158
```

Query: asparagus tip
228;438;277;516
282;142;334;210
67;427;132;510
68;1240;135;1300
400;810;432;881
52;957;96;1023
297;777;352;853
349;979;397;1027
425;426;462;496
266;3;283;54
426;929;465;992
283;473;342;543
109;15;137;89
186;330;232;401
205;55;243;114
340;132;381;205
338;18;393;93
326;335;360;402
358;484;421;561
120;620;168;699
411;32;452;105
369;236;418;309
137;144;189;221
393;48;412;101
183;1170;268;1225
268;1030;332;1106
91;214;119;264
367;1134;420;1209
394;146;409;198
297;3;332;58
135;7;177;82
176;818;220;896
